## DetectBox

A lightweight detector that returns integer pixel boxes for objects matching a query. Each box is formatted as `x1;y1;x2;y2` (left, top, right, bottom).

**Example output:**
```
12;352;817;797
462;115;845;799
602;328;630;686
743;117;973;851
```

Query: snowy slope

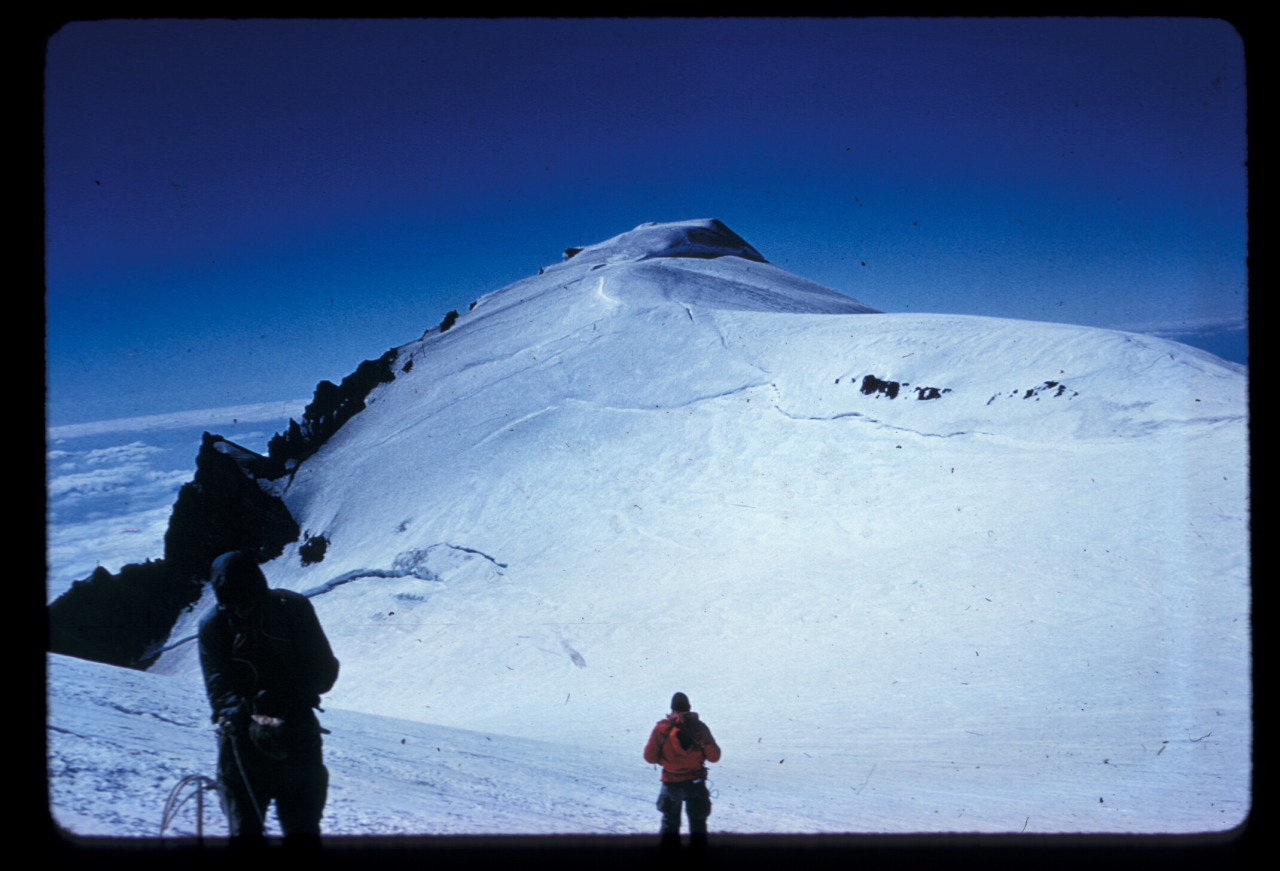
47;653;653;837
132;219;1249;835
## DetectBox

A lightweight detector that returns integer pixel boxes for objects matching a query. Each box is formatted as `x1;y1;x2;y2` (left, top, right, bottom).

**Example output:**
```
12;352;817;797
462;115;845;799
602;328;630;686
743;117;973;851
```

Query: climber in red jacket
643;692;721;850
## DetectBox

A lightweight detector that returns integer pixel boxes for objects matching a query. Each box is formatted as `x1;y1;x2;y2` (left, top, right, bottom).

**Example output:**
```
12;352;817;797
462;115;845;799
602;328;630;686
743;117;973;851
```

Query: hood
210;550;269;606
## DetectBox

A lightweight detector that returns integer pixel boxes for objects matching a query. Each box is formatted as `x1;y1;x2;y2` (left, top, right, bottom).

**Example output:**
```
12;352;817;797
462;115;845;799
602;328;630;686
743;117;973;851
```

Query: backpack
660;718;706;772
672;721;698;752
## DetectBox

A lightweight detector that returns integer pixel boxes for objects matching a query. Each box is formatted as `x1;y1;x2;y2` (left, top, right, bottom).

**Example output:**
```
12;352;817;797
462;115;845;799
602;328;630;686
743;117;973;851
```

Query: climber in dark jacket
643;692;721;850
198;550;339;848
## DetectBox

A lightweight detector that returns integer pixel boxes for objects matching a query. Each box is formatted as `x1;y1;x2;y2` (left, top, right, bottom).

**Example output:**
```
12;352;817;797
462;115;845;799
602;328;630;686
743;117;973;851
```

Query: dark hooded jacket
198;552;339;728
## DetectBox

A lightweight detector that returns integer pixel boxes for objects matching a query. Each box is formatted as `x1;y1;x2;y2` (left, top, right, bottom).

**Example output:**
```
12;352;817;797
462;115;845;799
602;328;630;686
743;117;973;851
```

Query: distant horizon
47;398;311;440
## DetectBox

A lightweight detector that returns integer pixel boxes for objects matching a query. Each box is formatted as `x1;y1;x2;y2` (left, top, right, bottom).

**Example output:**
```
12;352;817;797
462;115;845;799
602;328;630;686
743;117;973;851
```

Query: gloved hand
249;715;289;760
215;703;249;733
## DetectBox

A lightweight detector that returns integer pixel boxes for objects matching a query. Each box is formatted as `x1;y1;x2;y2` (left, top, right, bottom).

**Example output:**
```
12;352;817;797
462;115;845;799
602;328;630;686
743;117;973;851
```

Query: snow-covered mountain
56;219;1248;836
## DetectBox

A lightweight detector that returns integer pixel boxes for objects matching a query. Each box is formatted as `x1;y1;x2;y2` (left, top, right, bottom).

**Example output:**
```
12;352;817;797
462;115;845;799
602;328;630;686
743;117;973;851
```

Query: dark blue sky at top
44;17;1247;427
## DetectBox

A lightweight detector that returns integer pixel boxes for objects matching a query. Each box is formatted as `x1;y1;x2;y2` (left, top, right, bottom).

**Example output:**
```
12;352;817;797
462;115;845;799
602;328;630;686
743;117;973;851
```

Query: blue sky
44;17;1247;427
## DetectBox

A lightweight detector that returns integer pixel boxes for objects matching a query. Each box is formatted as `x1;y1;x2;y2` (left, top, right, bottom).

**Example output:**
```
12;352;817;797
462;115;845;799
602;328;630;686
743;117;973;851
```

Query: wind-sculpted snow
554;219;769;268
588;257;881;315
119;219;1251;835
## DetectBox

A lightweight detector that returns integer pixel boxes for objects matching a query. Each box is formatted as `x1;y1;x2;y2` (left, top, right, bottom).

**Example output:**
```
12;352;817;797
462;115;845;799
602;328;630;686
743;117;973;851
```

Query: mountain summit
141;219;1247;833
556;218;769;266
519;218;881;316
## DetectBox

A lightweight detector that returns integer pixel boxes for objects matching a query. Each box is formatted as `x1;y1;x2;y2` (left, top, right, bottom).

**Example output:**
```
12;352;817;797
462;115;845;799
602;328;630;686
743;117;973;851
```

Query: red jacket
644;711;721;782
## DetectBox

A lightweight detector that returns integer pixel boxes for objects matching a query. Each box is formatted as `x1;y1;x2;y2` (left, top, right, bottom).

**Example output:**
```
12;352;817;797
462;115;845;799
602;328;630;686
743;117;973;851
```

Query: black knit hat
671;692;691;712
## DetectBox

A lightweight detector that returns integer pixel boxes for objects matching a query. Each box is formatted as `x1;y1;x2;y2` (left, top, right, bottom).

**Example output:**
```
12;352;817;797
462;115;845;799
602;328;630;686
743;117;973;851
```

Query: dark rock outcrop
266;348;399;475
48;559;189;669
50;345;404;668
48;432;301;668
164;433;301;584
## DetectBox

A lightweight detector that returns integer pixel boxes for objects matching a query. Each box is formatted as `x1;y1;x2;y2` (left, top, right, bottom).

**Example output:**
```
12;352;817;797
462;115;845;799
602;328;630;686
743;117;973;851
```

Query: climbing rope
160;774;219;840
225;722;268;828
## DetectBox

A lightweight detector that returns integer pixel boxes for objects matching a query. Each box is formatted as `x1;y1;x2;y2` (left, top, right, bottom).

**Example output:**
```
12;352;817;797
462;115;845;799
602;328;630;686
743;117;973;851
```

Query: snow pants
217;719;328;843
657;779;711;837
